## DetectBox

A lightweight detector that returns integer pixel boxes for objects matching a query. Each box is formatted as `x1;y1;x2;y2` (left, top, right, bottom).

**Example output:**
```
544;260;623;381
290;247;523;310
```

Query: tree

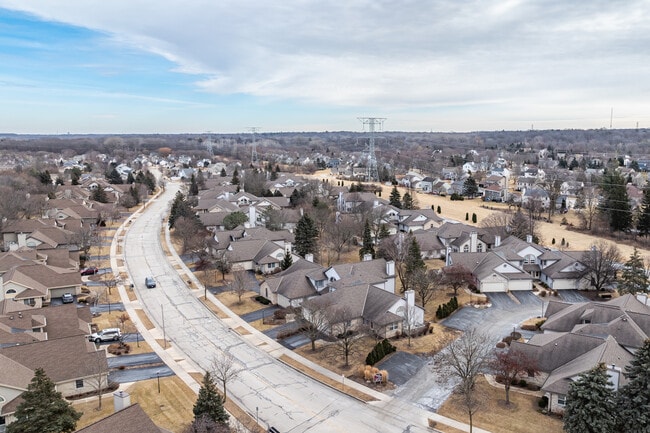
358;219;375;260
294;213;318;258
538;171;563;221
403;236;426;293
410;268;441;309
189;173;199;196
8;368;82;433
377;233;410;294
599;169;632;232
563;364;617;433
489;349;538;405
280;252;293;270
184;415;230;433
169;191;194;229
618;247;648;295
440;328;492;433
106;167;123;184
463;175;478;198
299;298;333;351
389;186;402;208
616;339;650;432
637;182;650;237
220;167;227;177
193;371;229;425
326;307;367;367
214;251;232;281
222;211;248;230
441;264;473;297
173;215;206;255
231;167;240;186
91;184;109;203
402;191;414;210
230;270;249;304
211;352;241;404
581;241;621;291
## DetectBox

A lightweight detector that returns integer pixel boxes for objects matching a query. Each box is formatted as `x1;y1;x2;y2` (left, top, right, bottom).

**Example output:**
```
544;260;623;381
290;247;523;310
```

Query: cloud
1;0;649;131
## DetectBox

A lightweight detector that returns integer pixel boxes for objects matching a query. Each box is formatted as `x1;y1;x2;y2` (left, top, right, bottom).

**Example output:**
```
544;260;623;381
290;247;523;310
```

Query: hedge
365;339;396;366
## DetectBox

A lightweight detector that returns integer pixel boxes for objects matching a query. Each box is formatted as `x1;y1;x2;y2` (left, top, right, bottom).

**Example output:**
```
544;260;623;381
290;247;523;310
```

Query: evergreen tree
189;173;199;196
37;170;52;185
436;205;441;214
193;371;229;425
389;186;402;208
617;339;650;432
462;175;478;198
402;191;414;210
377;224;390;240
599;170;632;232
91;185;109;203
280;252;293;270
618;247;649;295
403;236;426;292
637;183;650;237
223;211;248;230
231;168;240;186
196;170;206;189
70;167;82;185
169;191;194;229
358;219;375;260
220;167;227;177
294;214;318;257
126;171;135;184
472;213;477;224
8;368;81;433
563;364;617;433
107;168;123;184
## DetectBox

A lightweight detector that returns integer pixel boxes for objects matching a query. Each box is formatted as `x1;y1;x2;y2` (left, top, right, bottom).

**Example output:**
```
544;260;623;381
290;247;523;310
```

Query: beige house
2;263;82;307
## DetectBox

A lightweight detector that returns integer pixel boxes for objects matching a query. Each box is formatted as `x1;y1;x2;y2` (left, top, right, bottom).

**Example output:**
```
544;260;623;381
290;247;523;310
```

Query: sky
0;1;649;134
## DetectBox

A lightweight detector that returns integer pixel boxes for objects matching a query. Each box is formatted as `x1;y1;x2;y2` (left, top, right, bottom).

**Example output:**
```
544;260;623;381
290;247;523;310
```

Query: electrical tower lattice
248;127;260;166
358;117;386;182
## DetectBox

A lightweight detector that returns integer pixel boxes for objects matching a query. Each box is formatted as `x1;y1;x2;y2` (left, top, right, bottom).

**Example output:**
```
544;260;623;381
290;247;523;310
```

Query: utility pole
358;117;386;182
247;127;260;167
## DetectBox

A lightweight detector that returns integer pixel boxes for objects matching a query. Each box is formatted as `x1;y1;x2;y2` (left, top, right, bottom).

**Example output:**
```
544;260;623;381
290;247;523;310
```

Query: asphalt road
123;182;433;433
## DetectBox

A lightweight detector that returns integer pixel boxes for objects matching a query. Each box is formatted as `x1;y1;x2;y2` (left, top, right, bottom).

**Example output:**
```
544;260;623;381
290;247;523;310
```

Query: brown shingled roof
75;403;167;433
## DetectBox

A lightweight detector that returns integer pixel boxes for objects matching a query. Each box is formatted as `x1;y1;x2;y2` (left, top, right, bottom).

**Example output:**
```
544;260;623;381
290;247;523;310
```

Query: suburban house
448;251;534;292
510;294;649;414
303;287;424;339
75;401;171;433
396;209;443;232
223;239;295;275
1;263;82;307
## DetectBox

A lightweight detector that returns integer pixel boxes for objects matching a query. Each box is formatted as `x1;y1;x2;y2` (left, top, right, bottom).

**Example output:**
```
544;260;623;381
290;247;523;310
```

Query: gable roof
75;403;168;433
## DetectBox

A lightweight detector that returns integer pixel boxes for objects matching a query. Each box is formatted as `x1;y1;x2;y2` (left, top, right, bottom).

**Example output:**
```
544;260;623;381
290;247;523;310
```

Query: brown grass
74;376;196;433
215;290;266;316
135;309;156;330
233;326;250;335
200;297;230;319
279;354;379;402
156;339;171;349
438;376;563;433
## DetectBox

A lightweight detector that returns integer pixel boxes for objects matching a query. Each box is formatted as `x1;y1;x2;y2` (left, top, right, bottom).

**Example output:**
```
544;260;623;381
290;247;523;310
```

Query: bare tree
88;349;109;410
538;171;563;221
214;251;232;282
229;270;249;304
377;233;410;292
326;307;367;367
323;216;359;261
440;328;492;433
173;216;207;257
399;302;421;348
441;264;473;297
575;185;599;231
489;349;538;405
298;299;333;351
211;352;241;403
410;268;441;309
183;414;231;433
581;241;621;291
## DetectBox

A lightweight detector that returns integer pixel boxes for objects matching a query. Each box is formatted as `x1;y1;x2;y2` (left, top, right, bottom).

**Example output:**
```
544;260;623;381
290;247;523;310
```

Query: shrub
538;396;548;409
273;309;286;320
450;193;464;201
255;295;271;305
518;379;527;387
511;331;522;340
540;290;547;297
502;336;513;345
535;319;546;330
365;338;396;365
496;342;506;349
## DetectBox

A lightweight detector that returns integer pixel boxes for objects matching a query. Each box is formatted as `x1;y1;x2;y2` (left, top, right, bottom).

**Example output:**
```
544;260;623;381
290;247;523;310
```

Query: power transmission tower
247;127;260;167
358;117;386;182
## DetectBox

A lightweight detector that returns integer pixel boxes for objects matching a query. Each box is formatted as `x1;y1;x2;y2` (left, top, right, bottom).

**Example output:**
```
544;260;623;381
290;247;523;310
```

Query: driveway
240;305;280;323
107;352;163;369
377;352;426;386
90;303;125;314
558;289;589;303
109;365;175;383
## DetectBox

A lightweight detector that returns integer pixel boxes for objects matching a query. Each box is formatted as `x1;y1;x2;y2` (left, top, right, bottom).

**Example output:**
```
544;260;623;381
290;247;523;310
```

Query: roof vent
9;315;13;320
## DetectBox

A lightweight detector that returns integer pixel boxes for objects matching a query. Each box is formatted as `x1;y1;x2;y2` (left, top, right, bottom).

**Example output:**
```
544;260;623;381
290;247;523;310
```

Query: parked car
81;267;99;276
61;293;74;304
145;276;156;288
88;328;122;343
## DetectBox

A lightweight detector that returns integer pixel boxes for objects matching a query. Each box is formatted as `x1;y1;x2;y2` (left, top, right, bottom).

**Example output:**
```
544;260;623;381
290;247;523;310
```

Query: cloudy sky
0;1;649;134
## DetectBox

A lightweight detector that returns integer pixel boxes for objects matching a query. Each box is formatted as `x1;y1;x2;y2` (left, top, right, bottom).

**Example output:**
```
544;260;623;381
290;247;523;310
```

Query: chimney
363;253;373;262
526;234;533;244
446;247;452;266
285;242;292;255
470;231;477;252
494;235;501;248
405;290;415;308
248;206;256;228
386;260;395;277
113;390;131;412
305;253;313;262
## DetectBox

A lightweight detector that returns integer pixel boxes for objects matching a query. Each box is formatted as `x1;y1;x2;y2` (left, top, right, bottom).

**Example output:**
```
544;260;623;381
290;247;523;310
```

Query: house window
5;289;15;295
524;254;536;264
557;395;567;406
477;244;483;252
463;245;469;253
75;379;84;389
388;322;399;331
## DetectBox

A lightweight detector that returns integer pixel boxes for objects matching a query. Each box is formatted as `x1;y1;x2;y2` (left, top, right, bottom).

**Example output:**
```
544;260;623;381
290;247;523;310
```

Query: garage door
481;282;505;292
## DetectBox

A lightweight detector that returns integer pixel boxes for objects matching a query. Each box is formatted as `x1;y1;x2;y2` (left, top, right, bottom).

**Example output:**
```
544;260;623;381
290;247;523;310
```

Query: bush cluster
365;339;396;366
450;193;464;201
435;296;459;319
255;295;271;305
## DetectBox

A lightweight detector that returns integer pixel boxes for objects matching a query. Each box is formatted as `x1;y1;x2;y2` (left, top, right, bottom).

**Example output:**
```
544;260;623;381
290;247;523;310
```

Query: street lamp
156;371;161;393
256;406;259;427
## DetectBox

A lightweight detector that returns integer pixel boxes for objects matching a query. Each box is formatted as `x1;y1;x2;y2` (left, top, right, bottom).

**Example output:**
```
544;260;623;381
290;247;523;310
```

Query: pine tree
8;368;81;433
231;168;240;186
599;170;632;232
637;183;650;237
193;371;229;425
280;253;293;270
402;191;414;210
617;339;650;432
169;191;194;229
220;167;227;177
403;236;426;292
618;247;649;295
358;219;375;260
107;167;123;184
294;214;318;257
377;224;390;240
463;175;478;198
189;173;199;196
91;185;108;203
563;364;617;433
389;186;402;208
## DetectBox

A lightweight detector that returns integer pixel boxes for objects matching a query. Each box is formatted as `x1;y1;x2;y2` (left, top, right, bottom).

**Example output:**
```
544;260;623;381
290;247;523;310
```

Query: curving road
122;182;440;433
